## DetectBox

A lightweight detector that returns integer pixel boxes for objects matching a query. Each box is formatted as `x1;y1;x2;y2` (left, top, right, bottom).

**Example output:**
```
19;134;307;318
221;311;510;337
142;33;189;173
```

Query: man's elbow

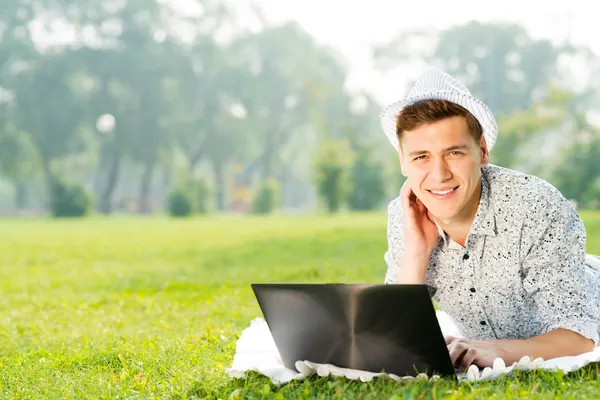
581;337;596;353
557;329;596;353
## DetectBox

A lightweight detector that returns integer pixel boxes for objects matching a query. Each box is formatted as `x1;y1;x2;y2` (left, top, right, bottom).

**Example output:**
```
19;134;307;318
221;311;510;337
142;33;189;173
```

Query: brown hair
395;99;483;144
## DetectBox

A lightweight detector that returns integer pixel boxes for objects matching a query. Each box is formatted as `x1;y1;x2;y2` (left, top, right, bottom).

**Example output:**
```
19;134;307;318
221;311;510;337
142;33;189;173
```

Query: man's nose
430;158;452;182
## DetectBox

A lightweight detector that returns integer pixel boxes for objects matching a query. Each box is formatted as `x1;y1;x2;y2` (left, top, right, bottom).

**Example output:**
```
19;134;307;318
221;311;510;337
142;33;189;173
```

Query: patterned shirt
384;164;600;345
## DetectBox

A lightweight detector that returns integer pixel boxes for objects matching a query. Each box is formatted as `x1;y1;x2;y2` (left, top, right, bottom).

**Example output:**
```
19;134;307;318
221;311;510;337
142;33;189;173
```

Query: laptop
251;283;457;378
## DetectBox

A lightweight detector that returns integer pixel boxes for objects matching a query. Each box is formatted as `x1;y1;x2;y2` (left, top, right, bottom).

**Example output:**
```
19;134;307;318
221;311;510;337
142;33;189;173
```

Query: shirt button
480;321;487;326
463;254;470;260
470;288;476;293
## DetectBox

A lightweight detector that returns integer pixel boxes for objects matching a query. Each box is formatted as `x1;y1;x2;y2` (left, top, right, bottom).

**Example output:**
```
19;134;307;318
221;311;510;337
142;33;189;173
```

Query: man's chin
427;208;458;224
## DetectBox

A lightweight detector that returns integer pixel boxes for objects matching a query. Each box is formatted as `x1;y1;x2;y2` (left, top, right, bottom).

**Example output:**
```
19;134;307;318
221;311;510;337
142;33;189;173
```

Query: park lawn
0;211;600;399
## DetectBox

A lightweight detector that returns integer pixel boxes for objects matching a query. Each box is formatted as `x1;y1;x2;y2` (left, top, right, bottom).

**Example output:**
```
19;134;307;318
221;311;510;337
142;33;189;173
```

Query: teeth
431;188;455;195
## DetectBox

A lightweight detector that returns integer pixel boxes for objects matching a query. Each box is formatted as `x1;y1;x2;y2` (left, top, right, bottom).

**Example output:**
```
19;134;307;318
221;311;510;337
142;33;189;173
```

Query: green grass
1;211;600;399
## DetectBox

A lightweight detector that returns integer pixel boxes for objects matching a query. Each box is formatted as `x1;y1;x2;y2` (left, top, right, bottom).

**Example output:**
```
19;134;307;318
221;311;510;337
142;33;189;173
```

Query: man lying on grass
381;68;600;372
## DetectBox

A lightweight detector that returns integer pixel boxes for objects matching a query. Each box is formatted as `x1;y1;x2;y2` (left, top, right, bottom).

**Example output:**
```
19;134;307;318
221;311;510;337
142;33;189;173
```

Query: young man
380;69;600;371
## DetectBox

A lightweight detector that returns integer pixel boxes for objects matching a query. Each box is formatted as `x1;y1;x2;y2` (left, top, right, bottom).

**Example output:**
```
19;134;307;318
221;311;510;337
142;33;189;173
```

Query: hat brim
379;90;498;152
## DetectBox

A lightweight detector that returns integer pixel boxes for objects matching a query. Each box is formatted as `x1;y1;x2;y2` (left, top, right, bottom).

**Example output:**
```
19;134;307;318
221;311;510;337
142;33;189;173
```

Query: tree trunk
97;144;122;215
188;147;205;174
93;144;110;205
162;165;172;188
258;126;294;185
160;165;172;210
41;158;53;192
14;180;28;209
138;161;155;214
260;135;275;183
40;157;54;211
214;162;225;211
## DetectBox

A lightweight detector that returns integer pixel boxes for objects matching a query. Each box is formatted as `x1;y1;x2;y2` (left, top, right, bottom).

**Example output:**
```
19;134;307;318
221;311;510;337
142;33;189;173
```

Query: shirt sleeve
520;193;600;345
384;197;404;284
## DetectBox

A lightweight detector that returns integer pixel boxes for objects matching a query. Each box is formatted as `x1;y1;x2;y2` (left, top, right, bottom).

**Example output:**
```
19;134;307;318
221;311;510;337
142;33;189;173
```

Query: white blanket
227;311;600;384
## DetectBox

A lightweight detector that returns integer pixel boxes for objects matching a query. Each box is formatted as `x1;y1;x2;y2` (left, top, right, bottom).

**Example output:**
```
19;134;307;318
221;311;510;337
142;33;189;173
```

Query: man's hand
396;181;440;284
395;181;439;284
445;336;505;371
400;180;439;258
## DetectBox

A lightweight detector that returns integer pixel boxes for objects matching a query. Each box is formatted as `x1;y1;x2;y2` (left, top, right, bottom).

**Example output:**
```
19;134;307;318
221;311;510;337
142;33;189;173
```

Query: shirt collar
434;220;463;249
469;170;497;237
434;170;497;249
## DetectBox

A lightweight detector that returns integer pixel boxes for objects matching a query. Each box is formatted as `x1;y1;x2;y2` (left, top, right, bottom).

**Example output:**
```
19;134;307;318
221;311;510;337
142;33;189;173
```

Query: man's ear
480;136;490;165
398;149;407;177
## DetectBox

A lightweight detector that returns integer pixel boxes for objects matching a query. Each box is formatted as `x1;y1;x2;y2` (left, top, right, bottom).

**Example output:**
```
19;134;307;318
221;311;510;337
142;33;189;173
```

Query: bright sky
253;0;599;105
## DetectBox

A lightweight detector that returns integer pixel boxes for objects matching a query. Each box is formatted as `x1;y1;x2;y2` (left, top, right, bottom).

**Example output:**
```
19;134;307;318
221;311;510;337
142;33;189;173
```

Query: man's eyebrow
445;145;469;152
408;150;428;157
408;145;470;157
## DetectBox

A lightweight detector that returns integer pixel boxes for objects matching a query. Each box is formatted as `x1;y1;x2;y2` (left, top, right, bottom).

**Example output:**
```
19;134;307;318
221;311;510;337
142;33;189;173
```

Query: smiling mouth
427;186;459;195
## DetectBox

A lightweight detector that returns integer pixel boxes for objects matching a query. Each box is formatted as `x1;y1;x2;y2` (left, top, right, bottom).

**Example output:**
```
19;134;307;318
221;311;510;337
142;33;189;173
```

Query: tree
8;54;87;195
493;86;572;169
347;142;386;211
0;0;381;214
66;0;178;213
546;132;600;208
0;122;39;207
374;21;571;116
231;22;351;183
313;140;354;213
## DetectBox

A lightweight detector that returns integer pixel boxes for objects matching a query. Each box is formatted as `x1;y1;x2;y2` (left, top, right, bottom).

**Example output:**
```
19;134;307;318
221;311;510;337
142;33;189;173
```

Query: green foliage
0;126;40;181
2;1;599;217
582;178;600;209
547;134;600;208
431;21;564;116
375;21;567;116
166;186;194;217
192;179;211;214
252;178;280;214
49;178;92;218
167;178;214;217
0;1;365;213
313;140;355;213
493;86;571;169
347;143;386;211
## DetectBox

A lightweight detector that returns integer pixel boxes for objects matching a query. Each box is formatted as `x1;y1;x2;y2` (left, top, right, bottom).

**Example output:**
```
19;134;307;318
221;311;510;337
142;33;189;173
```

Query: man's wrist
494;340;516;365
494;334;578;366
403;253;431;269
395;253;431;284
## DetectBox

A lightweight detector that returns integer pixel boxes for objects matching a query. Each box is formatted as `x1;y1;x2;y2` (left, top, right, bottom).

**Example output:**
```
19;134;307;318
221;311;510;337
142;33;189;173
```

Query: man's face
399;116;488;223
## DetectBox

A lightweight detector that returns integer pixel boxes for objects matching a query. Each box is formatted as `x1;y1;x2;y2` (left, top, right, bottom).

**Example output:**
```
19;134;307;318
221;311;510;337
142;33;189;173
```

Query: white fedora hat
379;68;498;152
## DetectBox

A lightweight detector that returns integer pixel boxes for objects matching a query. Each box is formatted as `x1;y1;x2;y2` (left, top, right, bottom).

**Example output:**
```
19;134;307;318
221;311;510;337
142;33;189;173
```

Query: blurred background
1;0;600;218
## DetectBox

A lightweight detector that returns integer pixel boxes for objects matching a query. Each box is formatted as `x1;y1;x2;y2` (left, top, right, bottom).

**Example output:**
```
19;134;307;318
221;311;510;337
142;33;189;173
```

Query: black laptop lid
251;283;455;378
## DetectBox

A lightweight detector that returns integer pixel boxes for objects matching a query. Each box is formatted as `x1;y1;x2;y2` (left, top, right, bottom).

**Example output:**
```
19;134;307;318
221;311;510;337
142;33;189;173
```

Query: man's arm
498;328;595;364
519;191;599;348
447;328;595;371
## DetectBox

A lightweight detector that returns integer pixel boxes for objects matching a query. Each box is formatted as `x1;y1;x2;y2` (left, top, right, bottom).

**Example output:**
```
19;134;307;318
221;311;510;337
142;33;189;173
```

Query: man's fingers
400;180;410;198
400;181;411;209
400;183;420;216
444;335;457;345
416;197;425;211
427;209;436;224
459;348;478;371
448;341;468;366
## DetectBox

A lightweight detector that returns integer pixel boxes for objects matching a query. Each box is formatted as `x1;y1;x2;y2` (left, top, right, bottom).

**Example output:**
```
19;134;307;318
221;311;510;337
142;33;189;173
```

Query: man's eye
450;151;463;156
413;155;426;161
